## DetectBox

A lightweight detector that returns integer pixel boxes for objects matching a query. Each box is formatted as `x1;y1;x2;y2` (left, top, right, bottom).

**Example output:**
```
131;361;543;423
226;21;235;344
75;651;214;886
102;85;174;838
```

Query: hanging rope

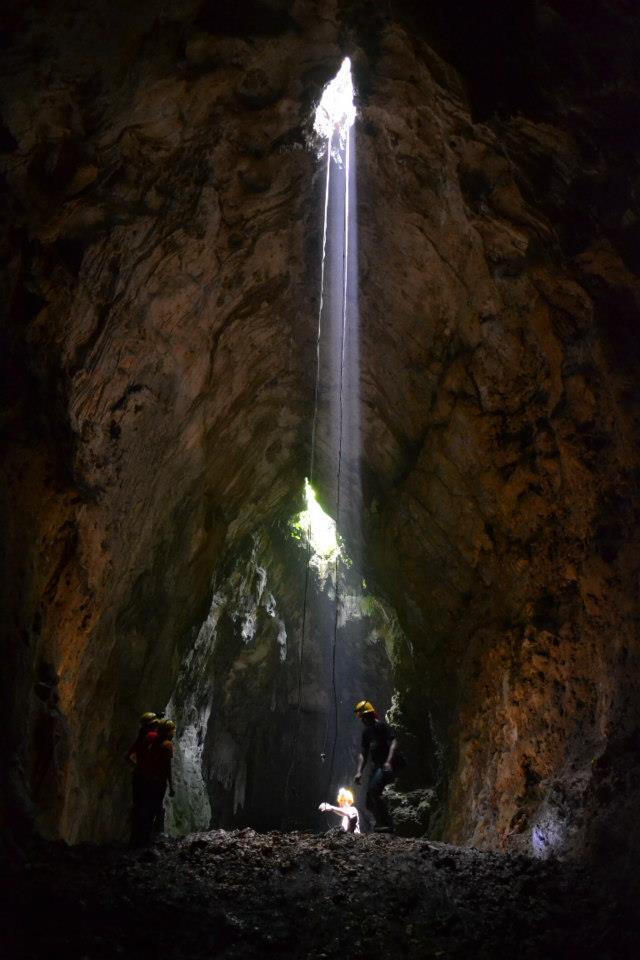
284;139;332;818
285;119;351;820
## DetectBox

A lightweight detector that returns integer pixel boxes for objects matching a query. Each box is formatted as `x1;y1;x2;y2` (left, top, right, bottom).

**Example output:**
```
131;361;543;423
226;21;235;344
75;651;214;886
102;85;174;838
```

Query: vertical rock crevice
165;519;406;835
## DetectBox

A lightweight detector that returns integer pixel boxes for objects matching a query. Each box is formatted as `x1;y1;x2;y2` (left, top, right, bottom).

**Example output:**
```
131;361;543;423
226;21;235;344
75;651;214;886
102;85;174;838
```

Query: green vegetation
290;479;342;565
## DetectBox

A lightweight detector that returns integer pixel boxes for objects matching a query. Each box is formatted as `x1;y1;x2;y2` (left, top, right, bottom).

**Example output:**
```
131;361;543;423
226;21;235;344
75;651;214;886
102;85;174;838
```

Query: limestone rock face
164;524;399;836
1;0;639;859
2;0;331;842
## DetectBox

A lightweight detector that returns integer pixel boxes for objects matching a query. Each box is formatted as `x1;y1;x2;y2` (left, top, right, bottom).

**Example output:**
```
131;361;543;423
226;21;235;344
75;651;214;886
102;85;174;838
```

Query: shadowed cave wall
1;0;639;862
163;523;405;835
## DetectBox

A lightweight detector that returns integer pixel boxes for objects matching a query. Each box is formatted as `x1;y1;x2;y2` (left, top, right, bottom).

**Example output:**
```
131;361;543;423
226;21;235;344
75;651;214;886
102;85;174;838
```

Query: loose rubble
3;830;637;959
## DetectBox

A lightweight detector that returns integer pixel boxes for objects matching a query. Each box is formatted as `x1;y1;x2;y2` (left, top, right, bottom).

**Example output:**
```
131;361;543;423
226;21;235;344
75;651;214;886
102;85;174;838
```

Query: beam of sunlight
286;58;362;817
311;57;361;546
312;57;362;796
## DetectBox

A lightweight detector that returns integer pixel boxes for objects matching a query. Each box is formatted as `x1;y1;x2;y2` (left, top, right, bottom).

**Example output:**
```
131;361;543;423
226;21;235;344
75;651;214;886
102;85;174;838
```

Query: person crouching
319;787;360;833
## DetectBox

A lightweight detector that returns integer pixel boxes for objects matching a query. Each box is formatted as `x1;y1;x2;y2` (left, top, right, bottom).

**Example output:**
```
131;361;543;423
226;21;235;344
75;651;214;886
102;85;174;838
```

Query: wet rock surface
4;830;637;960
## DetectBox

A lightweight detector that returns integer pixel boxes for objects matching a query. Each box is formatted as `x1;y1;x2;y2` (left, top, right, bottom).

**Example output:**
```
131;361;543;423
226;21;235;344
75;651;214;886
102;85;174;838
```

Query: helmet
354;700;376;718
158;719;176;738
337;787;354;807
139;711;158;726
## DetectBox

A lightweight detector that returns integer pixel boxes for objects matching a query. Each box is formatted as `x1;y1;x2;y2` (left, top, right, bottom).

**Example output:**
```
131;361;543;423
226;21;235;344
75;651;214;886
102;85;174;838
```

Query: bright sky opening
313;57;355;159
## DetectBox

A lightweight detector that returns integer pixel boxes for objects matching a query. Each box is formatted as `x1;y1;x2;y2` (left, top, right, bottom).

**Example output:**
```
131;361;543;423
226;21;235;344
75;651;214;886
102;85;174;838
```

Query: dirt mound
3;830;637;959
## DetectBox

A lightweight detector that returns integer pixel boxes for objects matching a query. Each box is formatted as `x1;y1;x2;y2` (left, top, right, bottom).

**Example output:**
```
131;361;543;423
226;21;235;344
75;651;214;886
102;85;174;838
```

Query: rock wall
2;0;328;842
1;1;639;858
351;4;640;859
165;523;400;836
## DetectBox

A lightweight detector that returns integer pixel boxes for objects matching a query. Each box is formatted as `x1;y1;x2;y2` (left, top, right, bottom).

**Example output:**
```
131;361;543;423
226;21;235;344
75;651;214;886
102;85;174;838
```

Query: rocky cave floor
3;829;639;960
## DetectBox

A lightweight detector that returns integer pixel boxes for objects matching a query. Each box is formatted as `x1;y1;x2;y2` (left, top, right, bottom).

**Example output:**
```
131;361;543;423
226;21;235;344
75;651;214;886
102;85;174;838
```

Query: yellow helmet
354;700;376;718
139;711;158;726
158;718;176;738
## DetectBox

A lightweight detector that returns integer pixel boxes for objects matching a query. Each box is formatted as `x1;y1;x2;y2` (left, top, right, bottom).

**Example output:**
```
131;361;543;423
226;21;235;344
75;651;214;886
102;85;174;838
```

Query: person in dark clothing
146;718;175;837
353;700;399;832
128;713;174;846
128;711;159;846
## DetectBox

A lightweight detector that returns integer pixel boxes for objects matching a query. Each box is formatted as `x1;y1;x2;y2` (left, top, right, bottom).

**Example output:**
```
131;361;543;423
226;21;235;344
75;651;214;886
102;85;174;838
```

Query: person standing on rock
128;715;175;845
148;718;176;838
353;700;399;833
128;711;159;846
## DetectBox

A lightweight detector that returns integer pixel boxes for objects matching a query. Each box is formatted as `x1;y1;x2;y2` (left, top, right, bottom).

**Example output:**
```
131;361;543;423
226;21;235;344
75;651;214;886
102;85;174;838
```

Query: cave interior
1;1;640;957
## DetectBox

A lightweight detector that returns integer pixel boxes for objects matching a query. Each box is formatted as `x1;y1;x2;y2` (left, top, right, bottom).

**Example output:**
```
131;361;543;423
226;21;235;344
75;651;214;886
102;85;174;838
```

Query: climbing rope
286;119;352;820
284;138;332;818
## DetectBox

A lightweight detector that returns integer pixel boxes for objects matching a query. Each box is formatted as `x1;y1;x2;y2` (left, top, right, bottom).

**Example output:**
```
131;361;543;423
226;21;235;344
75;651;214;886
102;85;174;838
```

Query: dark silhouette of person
354;700;399;832
128;712;171;845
